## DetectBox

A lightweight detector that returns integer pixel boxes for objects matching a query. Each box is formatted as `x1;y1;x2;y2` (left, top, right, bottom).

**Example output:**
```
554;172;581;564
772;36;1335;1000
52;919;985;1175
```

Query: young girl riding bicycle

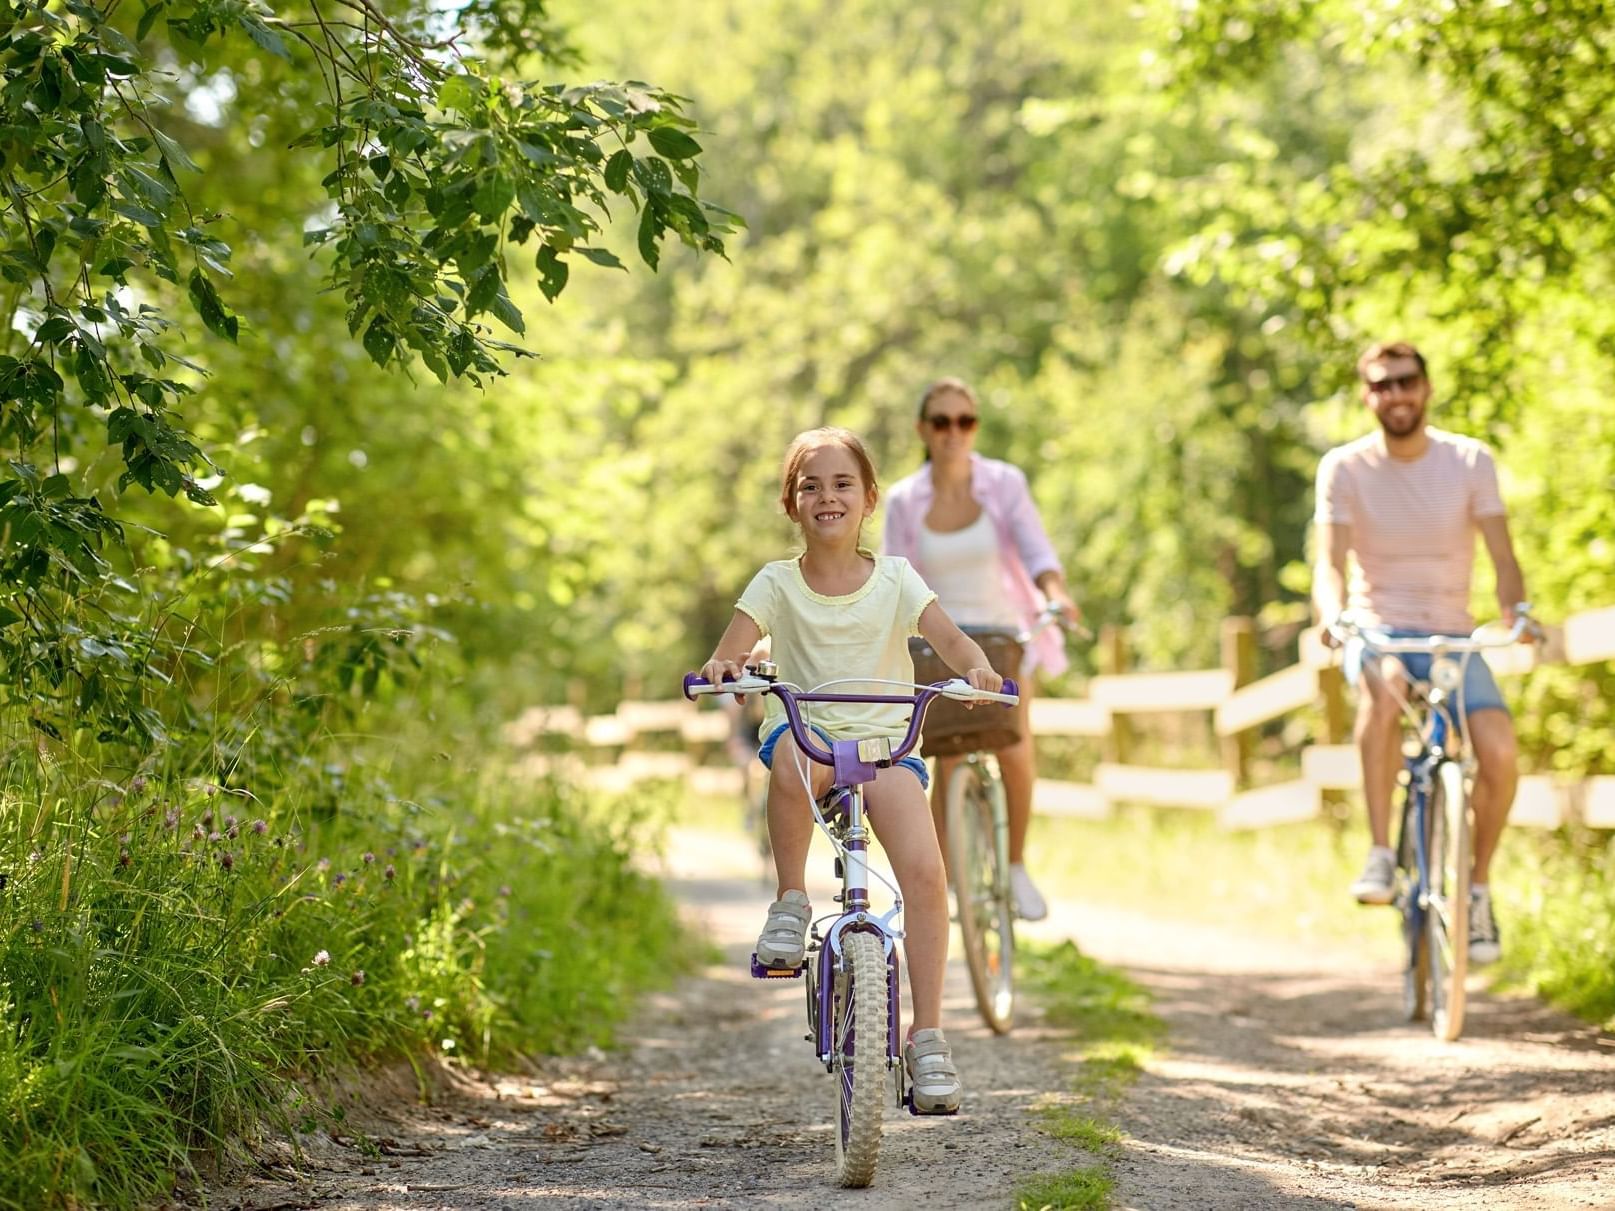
700;426;1003;1114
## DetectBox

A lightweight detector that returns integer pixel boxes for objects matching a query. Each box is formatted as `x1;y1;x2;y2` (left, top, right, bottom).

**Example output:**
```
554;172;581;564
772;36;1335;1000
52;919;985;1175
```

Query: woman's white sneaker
1009;864;1048;921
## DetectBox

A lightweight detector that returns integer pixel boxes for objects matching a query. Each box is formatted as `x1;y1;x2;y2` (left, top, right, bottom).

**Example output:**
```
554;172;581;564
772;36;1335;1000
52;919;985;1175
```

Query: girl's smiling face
788;444;876;544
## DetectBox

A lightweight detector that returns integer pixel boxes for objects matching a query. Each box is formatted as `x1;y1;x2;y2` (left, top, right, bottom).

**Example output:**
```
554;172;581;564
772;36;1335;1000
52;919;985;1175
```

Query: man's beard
1378;403;1425;439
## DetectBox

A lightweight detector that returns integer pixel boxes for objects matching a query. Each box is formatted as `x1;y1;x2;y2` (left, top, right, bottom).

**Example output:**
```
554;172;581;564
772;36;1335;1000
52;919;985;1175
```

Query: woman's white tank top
916;511;1018;628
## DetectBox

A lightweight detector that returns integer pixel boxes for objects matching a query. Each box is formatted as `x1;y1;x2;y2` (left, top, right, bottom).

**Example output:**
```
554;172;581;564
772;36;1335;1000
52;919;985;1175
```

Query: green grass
1492;830;1615;1024
1013;940;1165;1211
0;724;693;1209
1026;801;1615;1030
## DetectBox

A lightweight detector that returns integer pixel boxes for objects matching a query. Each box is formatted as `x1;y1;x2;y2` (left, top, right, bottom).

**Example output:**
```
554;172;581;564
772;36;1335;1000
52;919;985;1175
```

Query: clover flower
384;864;396;881
362;851;375;865
312;949;330;967
219;851;235;872
252;819;268;835
350;970;365;987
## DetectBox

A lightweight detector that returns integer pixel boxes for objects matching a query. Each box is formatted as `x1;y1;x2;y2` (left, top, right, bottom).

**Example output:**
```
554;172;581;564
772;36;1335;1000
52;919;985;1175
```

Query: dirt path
209;826;1615;1210
1046;903;1615;1209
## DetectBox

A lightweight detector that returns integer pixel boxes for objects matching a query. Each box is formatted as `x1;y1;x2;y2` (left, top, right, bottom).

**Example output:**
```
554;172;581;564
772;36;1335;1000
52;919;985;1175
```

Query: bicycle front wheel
832;930;889;1187
947;761;1016;1034
1395;790;1429;1023
1426;759;1471;1041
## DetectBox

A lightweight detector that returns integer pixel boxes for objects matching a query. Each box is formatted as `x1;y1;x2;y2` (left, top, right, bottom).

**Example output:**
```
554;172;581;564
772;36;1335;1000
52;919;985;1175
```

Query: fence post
1099;623;1132;765
1318;663;1351;821
1220;616;1257;786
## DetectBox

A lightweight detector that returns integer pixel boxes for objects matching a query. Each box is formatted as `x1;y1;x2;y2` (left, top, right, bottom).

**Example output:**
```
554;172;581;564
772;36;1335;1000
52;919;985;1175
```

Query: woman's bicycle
909;607;1078;1035
683;667;1018;1187
1328;609;1536;1042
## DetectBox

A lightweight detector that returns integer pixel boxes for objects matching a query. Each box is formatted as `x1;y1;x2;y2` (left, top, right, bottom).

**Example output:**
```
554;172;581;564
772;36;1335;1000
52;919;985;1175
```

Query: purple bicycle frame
682;672;1018;1079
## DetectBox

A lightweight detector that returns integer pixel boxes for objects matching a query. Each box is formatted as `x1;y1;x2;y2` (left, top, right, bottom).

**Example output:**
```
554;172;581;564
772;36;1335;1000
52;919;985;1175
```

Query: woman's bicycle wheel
1426;759;1471;1041
946;760;1016;1034
832;929;888;1188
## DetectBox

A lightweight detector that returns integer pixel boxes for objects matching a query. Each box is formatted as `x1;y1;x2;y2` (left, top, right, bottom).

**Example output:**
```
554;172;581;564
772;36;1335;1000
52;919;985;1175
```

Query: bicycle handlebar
682;673;1019;769
1326;606;1540;653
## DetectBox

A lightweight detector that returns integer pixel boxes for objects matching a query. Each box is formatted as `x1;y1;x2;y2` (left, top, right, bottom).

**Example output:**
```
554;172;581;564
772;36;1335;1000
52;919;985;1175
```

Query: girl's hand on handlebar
964;666;1004;706
699;657;746;700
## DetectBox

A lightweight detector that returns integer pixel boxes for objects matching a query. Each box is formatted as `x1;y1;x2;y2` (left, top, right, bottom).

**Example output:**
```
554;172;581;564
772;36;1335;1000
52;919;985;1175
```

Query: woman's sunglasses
926;414;978;433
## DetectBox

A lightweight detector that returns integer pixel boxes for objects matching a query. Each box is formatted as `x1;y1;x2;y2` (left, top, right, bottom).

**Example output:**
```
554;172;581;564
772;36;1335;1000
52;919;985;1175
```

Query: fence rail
509;605;1615;831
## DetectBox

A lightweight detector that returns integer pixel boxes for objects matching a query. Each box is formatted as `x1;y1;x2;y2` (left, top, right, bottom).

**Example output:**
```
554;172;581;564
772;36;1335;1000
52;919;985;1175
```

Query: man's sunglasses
926;414;978;433
1366;373;1424;394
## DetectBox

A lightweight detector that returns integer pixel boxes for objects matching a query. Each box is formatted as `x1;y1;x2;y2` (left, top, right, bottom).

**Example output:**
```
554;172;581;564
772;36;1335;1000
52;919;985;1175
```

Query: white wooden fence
508;605;1615;830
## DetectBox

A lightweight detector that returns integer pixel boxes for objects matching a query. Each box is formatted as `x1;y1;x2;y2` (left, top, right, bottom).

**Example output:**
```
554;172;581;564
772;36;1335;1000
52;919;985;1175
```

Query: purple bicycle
683;666;1018;1187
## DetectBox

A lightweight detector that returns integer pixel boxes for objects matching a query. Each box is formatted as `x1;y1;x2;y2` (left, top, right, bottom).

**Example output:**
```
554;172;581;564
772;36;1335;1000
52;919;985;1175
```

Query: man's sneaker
1470;888;1502;965
1350;847;1397;905
1009;864;1048;921
755;890;811;969
904;1028;961;1114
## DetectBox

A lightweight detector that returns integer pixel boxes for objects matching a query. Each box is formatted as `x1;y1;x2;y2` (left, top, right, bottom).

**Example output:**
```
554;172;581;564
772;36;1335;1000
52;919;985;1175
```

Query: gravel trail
207;825;1615;1210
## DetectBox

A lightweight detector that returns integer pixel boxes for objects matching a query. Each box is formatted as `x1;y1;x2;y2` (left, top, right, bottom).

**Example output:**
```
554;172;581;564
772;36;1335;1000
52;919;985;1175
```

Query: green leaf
637;202;661;271
535;245;569;301
647;126;702;160
240;14;291;59
472;172;515;221
153;128;201;173
364;314;397;365
187;268;239;342
576;246;626;271
490;289;525;335
438;75;485;114
604;149;632;194
136;2;166;41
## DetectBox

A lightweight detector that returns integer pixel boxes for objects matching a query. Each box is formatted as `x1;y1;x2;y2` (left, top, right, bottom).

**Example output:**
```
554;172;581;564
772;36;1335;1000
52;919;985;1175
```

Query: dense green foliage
1;2;717;1205
0;690;686;1208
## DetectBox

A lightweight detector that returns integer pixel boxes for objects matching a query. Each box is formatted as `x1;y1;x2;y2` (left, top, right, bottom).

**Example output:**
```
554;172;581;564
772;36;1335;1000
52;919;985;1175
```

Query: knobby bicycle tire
832;930;889;1187
946;761;1016;1034
1427;760;1471;1041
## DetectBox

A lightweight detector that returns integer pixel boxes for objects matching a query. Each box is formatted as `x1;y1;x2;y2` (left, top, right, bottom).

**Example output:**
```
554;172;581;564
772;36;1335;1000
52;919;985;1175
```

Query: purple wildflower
219;851;235;871
252;819;268;835
362;851;375;865
383;864;396;882
130;776;147;793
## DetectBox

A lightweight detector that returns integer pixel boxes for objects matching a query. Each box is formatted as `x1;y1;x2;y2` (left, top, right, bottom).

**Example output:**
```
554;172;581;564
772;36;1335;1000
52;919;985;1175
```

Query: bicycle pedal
749;953;804;979
905;1094;960;1117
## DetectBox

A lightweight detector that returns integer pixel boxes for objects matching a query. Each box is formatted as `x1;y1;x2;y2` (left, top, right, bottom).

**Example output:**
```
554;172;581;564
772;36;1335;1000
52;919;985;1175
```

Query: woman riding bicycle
699;425;1002;1114
882;378;1078;921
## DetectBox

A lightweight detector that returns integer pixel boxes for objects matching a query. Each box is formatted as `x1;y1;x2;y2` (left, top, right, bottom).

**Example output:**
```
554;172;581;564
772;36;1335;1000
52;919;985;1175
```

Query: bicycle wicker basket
907;627;1025;758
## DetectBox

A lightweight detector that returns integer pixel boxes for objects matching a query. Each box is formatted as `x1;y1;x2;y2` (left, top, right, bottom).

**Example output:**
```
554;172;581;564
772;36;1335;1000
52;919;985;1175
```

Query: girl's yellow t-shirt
736;553;937;743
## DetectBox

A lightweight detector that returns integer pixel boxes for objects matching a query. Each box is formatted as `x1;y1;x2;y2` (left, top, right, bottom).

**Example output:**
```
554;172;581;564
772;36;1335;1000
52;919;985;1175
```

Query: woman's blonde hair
778;427;880;516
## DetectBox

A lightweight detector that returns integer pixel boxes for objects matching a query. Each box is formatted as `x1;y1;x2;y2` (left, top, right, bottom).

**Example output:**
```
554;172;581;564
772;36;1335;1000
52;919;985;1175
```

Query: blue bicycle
1329;610;1535;1041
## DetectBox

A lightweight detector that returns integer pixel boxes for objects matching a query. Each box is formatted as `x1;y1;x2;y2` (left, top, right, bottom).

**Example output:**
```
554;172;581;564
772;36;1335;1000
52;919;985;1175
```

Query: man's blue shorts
1344;628;1510;717
759;722;930;790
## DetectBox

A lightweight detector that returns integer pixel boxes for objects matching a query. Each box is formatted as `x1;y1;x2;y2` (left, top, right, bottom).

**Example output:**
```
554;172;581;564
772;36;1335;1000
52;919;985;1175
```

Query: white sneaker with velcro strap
755;890;811;969
905;1028;962;1114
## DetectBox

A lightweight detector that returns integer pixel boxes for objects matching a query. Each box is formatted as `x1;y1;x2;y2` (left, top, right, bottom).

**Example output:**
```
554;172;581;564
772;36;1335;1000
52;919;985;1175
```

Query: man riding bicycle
1312;340;1531;965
